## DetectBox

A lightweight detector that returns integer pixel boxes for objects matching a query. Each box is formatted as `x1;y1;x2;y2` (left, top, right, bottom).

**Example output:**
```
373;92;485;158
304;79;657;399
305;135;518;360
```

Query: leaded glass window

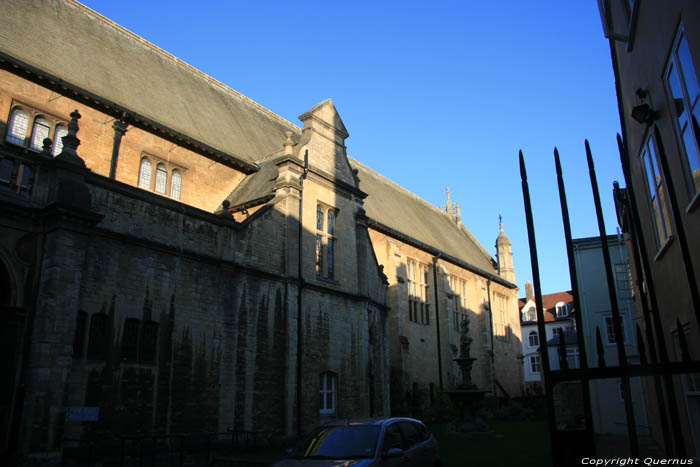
138;158;152;189
29;117;50;151
6;108;29;145
53;125;67;157
154;163;167;194
170;170;181;200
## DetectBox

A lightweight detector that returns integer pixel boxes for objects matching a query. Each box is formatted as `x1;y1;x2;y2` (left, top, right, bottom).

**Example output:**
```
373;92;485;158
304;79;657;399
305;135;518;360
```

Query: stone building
599;0;700;456
0;0;521;462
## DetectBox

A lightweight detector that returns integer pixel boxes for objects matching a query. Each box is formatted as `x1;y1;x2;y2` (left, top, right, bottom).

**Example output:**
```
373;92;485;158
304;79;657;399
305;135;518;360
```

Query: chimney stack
525;280;533;302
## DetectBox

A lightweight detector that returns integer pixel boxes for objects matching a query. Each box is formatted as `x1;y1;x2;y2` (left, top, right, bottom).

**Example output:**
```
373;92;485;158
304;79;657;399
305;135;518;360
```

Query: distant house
519;284;577;394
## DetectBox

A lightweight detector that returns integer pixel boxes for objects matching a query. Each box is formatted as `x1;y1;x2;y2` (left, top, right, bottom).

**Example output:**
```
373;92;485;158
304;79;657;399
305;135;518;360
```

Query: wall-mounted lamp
631;104;658;125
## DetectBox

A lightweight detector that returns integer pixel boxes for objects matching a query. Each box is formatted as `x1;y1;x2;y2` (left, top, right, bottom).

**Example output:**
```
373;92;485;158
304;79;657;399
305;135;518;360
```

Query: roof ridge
70;0;301;132
349;157;459;218
350;156;495;262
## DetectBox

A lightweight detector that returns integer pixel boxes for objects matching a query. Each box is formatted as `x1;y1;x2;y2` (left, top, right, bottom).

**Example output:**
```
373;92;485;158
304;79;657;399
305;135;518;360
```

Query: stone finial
455;202;461;222
41;137;52;156
444;187;453;213
283;130;294;155
55;110;86;168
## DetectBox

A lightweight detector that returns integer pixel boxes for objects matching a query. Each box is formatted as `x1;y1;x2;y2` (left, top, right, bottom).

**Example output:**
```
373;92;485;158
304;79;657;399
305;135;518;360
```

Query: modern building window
315;204;337;280
5;106;67;154
530;355;541;373
138;157;152;189
555;302;569;318
665;27;700;196
52;124;67;156
566;348;580;369
604;315;627;344
170;170;182;200
528;331;539;348
407;258;430;325
320;371;336;414
640;135;672;247
5;108;29;145
523;306;536;322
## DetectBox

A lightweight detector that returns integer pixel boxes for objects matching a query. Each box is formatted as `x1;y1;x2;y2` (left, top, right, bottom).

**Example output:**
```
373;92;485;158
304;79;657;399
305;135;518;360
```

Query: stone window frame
319;371;336;414
315;203;338;280
449;275;467;331
4;102;68;155
529;355;541;373
664;24;700;201
120;317;159;364
137;152;186;200
406;258;430;325
493;292;510;342
87;313;109;360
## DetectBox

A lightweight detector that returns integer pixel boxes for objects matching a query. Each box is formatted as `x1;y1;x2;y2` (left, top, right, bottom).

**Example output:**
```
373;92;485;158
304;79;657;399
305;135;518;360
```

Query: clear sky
81;0;624;296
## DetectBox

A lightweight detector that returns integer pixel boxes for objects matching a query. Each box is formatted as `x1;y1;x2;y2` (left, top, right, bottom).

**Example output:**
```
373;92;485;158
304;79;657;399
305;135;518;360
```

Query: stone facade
0;1;522;463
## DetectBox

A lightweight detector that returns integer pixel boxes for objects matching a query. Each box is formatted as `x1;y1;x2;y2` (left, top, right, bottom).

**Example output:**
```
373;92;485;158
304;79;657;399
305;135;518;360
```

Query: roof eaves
0;52;260;174
366;218;516;289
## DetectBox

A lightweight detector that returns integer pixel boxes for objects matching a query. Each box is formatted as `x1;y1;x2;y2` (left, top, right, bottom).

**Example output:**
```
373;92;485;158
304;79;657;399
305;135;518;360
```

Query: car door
380;422;409;466
397;421;430;466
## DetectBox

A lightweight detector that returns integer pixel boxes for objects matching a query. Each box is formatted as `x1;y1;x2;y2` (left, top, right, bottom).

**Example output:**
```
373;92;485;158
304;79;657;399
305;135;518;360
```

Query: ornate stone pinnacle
283;130;294;155
41;137;52;156
55;109;86;168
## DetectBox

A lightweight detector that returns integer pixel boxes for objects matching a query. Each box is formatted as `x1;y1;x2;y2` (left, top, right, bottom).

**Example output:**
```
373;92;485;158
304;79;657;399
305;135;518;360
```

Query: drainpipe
296;150;308;436
486;279;496;397
431;255;443;390
109;117;128;180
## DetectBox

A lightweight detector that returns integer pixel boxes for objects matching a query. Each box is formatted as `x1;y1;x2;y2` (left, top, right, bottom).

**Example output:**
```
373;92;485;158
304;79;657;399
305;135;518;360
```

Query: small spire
499;211;504;232
283;130;294;155
455;202;461;222
444;187;453;214
55;110;86;168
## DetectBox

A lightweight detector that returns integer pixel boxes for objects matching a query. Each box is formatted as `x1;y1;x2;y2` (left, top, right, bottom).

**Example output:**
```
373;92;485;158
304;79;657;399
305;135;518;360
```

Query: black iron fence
519;131;700;464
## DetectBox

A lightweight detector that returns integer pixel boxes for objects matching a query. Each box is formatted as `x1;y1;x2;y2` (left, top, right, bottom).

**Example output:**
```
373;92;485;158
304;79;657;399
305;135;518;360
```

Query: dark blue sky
81;0;624;295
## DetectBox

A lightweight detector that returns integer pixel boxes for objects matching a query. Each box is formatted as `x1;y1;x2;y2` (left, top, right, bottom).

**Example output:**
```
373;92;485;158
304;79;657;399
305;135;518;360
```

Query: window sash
138;158;152;189
154;164;167;194
6;109;29;145
170;170;181;200
666;29;700;195
53;125;67;156
30;118;50;151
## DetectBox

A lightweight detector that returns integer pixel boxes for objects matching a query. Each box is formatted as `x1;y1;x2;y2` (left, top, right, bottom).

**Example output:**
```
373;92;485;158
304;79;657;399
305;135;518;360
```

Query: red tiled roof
519;291;575;323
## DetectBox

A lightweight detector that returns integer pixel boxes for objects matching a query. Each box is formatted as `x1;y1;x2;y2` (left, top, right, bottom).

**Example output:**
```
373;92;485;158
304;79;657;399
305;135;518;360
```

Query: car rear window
290;425;380;460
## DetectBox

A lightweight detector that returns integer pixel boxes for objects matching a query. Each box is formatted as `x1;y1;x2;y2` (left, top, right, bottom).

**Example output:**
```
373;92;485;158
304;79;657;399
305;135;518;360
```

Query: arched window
170;170;181;200
6;108;29;145
53;124;67;156
30;117;50;151
138;158;152;189
154;163;167;194
528;331;539;348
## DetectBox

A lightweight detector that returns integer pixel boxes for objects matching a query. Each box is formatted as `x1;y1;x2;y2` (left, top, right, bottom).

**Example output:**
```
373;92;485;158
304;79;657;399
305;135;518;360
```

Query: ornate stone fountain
445;317;496;436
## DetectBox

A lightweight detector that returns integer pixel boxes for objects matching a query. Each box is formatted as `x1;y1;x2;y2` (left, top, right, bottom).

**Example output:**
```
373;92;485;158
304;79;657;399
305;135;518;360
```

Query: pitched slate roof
349;158;499;277
0;0;299;166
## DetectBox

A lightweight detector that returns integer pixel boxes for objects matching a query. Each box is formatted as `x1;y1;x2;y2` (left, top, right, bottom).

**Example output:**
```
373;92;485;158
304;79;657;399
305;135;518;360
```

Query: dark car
271;417;442;466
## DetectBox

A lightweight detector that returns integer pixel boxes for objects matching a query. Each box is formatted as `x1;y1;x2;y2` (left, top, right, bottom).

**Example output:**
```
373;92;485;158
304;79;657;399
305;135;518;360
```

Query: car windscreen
289;425;381;460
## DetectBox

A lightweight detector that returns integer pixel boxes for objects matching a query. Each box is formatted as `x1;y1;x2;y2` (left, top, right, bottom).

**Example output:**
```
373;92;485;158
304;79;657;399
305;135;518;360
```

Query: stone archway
0;258;26;457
